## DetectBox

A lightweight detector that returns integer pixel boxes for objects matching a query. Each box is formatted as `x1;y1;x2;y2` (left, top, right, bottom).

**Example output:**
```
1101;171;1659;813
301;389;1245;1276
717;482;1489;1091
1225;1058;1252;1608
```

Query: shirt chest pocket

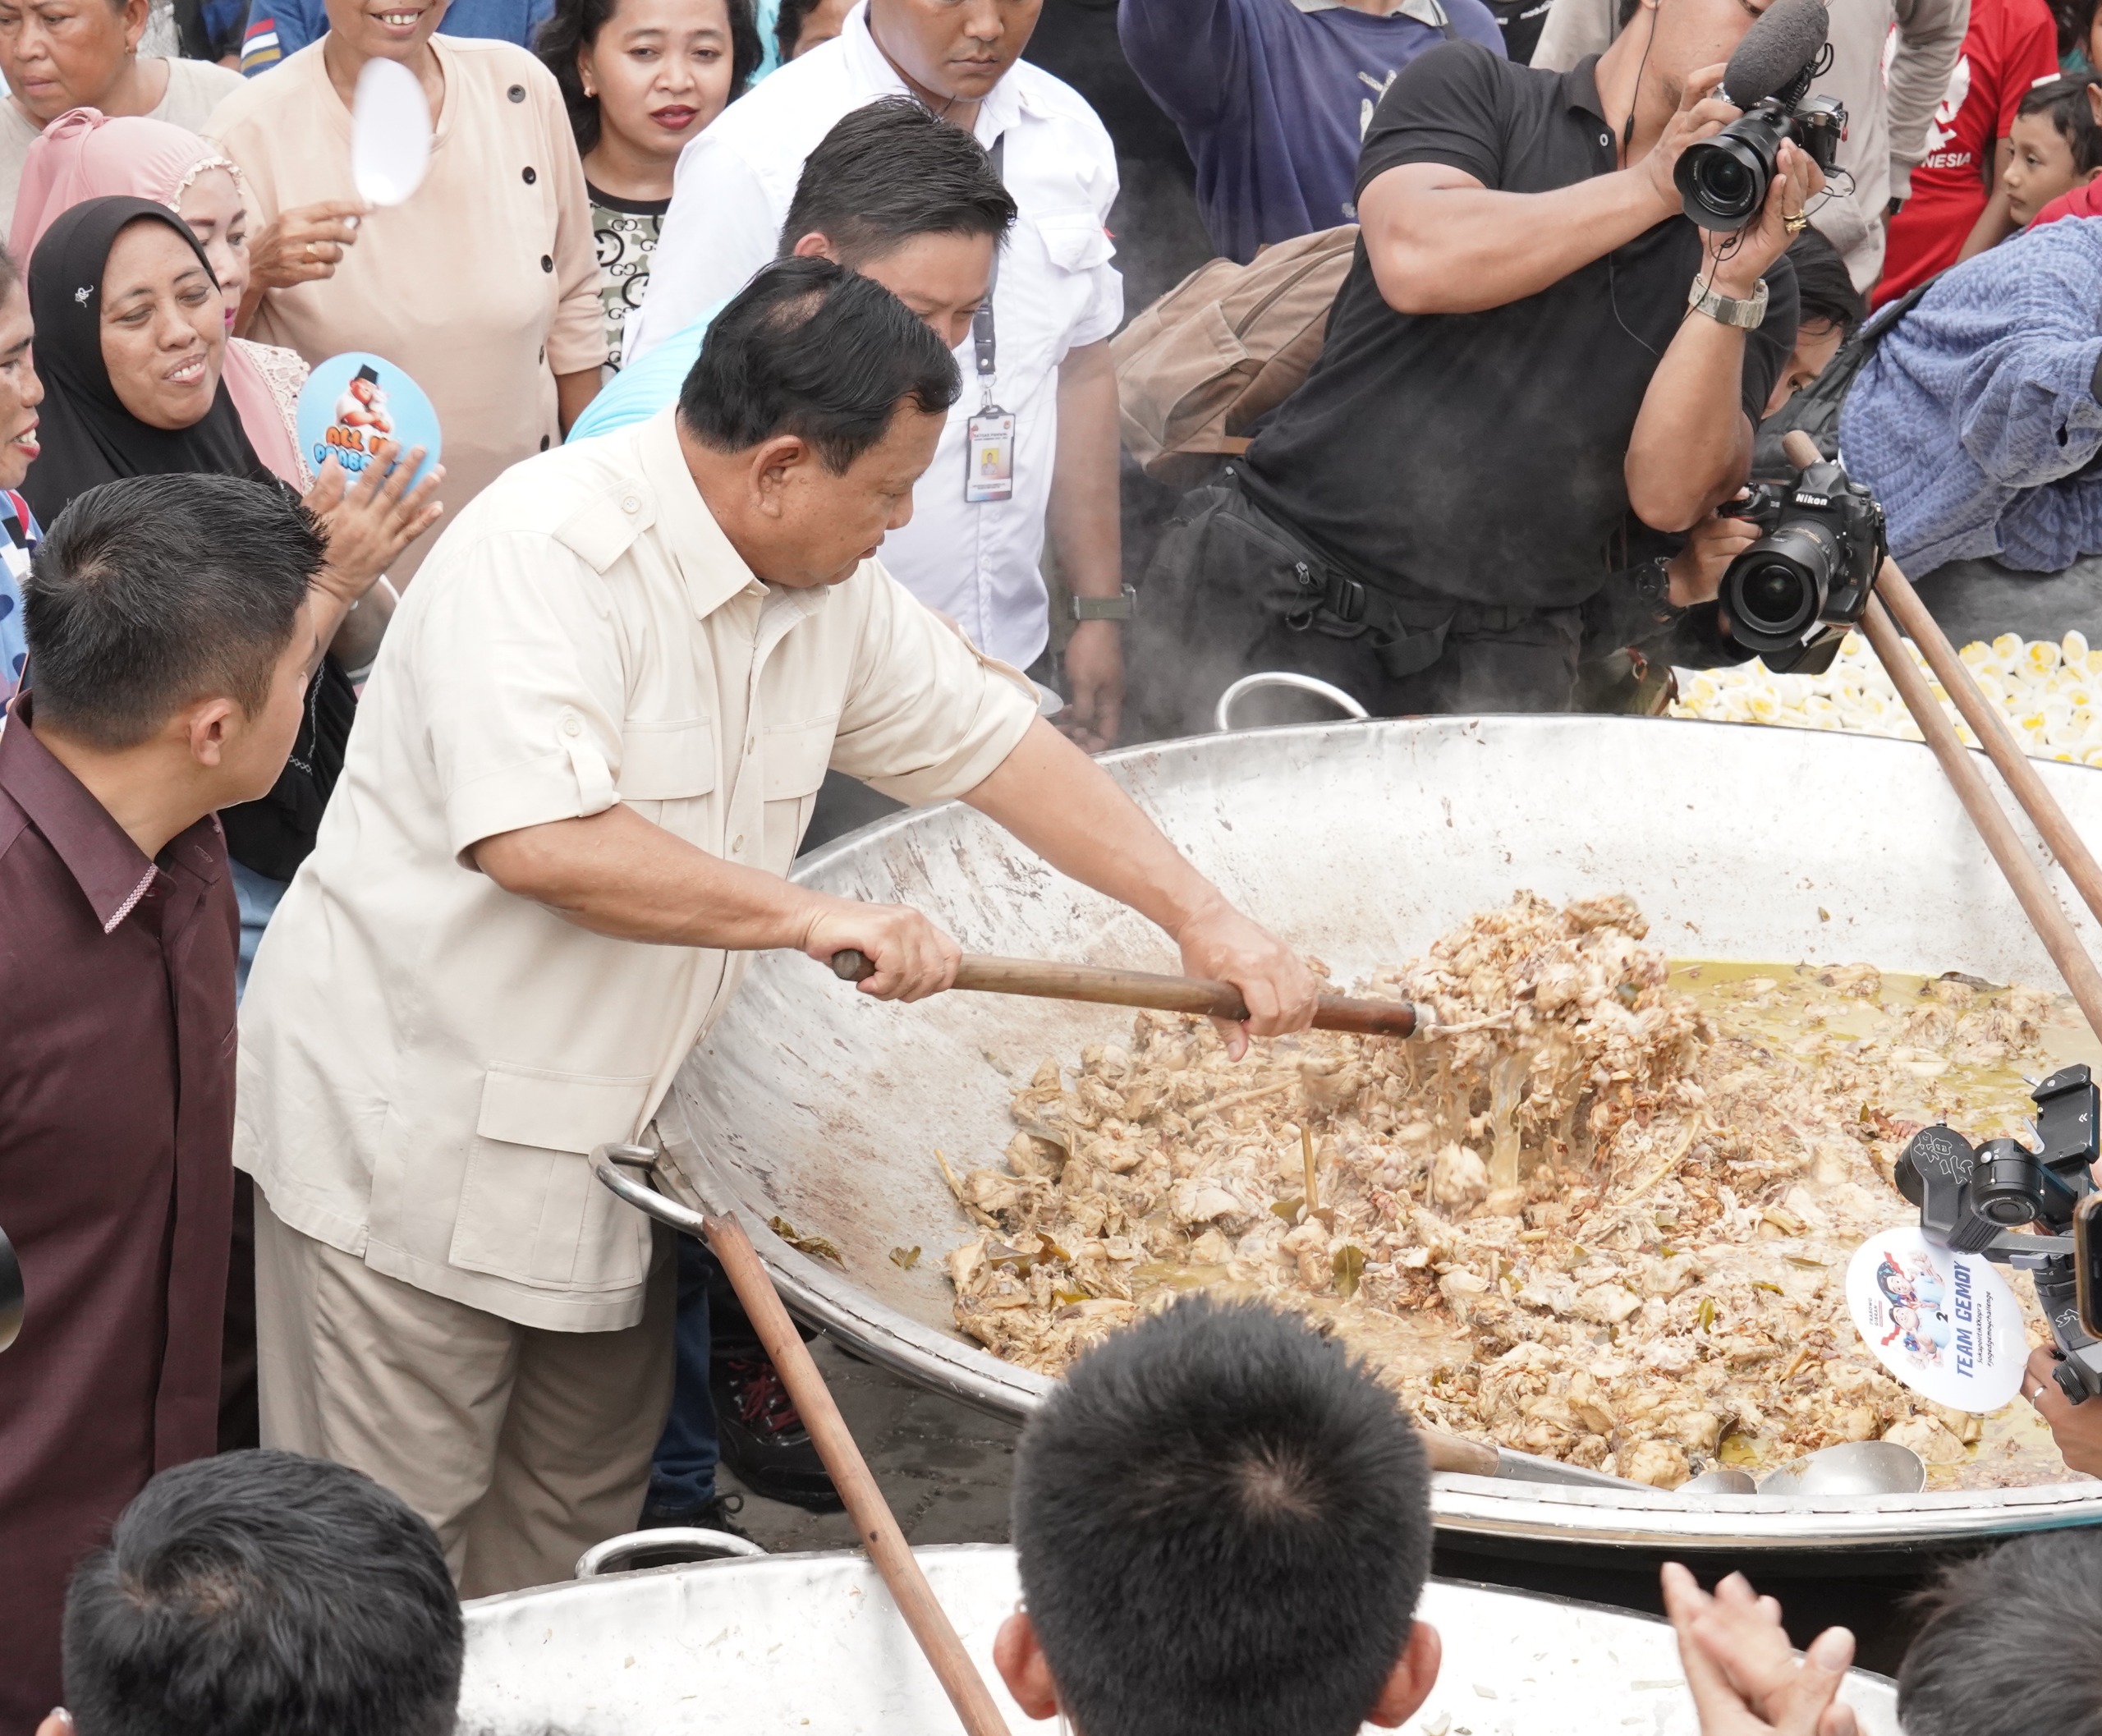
617;718;716;838
760;714;838;865
1034;211;1114;277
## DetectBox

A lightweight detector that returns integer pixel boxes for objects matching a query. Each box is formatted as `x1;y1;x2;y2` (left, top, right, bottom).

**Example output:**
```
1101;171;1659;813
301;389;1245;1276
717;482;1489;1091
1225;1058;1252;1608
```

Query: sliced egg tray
1672;631;2102;765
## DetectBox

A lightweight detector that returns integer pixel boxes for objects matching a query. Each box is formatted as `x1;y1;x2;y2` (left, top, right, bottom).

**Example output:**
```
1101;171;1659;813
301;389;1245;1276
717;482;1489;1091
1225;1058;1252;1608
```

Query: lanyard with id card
966;135;1015;504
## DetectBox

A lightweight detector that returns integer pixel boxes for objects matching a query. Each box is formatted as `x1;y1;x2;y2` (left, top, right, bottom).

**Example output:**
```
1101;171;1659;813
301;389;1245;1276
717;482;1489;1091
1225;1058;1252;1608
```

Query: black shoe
619;1493;753;1569
710;1350;845;1512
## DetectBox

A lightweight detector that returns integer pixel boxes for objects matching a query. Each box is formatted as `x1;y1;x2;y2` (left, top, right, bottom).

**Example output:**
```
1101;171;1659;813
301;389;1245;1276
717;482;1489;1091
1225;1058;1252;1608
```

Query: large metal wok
651;716;2102;1554
455;1545;1902;1734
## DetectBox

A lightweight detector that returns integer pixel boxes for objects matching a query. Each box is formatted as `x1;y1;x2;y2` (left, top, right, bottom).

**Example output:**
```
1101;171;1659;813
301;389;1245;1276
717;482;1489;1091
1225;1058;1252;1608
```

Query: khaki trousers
254;1196;676;1598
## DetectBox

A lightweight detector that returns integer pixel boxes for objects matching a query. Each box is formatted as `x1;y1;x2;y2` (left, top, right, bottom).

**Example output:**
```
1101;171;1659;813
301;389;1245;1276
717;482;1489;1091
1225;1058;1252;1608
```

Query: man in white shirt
632;0;1131;749
236;259;1315;1596
1528;0;1967;293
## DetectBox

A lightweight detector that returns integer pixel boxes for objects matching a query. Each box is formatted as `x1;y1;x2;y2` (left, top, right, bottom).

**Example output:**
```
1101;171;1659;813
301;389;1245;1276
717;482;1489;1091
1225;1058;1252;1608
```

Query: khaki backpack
1110;224;1360;488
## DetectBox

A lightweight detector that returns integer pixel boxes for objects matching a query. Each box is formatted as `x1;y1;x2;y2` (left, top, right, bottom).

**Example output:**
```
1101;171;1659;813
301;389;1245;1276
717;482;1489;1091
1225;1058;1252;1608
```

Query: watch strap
1072;586;1136;622
1687;276;1769;329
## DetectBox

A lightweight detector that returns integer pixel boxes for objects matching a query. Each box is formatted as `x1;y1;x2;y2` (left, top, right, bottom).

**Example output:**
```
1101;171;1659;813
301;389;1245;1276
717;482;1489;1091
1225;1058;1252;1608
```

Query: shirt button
746;737;756;753
522;165;537;183
732;834;746;852
562;715;582;737
540;435;551;451
507;83;526;102
541;255;554;273
622;496;640;513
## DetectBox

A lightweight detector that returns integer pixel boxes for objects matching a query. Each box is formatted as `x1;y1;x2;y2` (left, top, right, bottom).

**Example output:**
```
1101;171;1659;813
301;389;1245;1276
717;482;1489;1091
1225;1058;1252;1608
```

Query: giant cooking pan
456;1547;1901;1733
649;716;2102;1555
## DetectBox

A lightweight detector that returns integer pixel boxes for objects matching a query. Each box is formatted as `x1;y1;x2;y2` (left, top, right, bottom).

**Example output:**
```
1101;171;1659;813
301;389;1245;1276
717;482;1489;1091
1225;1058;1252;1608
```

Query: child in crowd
39;1451;462;1736
997;1297;1442;1736
1876;0;2062;305
2002;75;2102;227
537;0;761;376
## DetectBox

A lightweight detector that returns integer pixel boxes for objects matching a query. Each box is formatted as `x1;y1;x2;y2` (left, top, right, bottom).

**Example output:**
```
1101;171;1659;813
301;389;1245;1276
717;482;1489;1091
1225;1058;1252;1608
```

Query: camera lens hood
1723;519;1839;651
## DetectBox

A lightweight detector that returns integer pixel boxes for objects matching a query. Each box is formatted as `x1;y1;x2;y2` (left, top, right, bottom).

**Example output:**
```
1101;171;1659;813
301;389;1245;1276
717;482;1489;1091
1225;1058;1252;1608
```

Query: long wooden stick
1856;594;2102;1034
703;1212;1013;1736
831;950;1419;1039
1875;559;2102;930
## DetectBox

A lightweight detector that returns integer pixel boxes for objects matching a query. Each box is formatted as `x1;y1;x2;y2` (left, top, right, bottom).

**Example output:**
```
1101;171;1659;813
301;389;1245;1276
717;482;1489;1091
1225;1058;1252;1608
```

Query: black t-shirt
1239;43;1798;610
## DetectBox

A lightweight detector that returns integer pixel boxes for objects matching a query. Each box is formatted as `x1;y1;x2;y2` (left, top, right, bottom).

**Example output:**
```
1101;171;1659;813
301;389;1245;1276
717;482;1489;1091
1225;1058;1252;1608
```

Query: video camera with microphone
1676;0;1846;232
1894;1065;2102;1404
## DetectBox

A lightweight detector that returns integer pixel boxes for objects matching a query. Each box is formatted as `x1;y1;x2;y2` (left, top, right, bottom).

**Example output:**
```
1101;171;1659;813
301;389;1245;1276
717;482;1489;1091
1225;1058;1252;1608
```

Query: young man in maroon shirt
0;473;328;1729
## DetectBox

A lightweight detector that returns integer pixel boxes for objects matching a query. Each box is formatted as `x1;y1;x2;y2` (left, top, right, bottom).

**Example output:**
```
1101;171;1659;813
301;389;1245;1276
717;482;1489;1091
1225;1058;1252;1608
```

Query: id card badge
966;406;1016;503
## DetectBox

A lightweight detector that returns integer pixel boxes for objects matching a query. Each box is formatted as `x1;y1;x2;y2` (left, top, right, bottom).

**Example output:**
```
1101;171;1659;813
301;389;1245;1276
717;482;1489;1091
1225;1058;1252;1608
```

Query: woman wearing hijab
22;193;441;1455
12;109;324;502
23;195;443;988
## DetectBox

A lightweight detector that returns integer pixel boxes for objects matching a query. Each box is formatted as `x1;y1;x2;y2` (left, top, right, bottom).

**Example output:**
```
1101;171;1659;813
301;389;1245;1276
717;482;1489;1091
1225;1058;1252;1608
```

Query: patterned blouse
588;186;672;377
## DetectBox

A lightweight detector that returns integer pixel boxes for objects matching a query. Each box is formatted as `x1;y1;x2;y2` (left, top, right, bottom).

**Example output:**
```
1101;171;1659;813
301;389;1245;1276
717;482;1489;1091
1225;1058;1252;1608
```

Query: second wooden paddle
704;1210;1015;1736
829;950;1419;1038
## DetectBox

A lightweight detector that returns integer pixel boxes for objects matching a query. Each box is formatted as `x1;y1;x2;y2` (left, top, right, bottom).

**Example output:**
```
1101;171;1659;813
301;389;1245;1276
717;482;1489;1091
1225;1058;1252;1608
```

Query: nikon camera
1719;452;1887;656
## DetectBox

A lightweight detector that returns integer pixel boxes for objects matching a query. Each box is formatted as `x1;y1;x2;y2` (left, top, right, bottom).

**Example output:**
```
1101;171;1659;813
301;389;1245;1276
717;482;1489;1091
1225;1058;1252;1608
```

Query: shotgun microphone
1718;0;1831;108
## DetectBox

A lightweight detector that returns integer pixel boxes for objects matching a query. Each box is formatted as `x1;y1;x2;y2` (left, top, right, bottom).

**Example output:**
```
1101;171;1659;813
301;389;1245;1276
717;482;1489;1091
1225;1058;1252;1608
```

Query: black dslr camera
1894;1064;2102;1404
1719;452;1886;655
1677;61;1846;232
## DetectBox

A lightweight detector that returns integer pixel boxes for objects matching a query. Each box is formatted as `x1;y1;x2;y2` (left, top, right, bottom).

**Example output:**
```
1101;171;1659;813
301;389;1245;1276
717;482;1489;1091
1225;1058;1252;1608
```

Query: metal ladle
1682;1442;1928;1497
1755;1440;1928;1496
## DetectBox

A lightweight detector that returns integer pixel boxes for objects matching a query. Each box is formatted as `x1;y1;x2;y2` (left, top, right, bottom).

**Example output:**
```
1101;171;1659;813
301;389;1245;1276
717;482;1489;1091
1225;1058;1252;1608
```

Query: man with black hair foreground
997;1297;1439;1736
570;97;1017;444
40;1449;463;1736
0;475;329;1728
1894;1530;2102;1736
236;257;1316;1597
1135;2;1814;732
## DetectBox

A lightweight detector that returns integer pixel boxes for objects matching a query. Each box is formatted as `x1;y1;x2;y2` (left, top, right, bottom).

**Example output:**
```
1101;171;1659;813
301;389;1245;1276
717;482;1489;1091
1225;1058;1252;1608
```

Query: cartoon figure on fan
333;365;395;439
1877;1256;1953;1369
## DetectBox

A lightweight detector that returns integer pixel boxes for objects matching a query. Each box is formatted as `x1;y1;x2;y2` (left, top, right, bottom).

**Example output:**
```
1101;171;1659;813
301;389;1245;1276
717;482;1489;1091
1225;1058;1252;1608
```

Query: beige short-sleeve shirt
206;37;604;579
234;410;1039;1331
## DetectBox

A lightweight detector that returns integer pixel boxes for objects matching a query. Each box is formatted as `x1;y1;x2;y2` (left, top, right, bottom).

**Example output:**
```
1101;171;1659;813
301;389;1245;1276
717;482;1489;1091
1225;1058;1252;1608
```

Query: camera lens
1691;150;1755;217
1737;560;1805;626
1676;125;1774;230
1720;522;1835;652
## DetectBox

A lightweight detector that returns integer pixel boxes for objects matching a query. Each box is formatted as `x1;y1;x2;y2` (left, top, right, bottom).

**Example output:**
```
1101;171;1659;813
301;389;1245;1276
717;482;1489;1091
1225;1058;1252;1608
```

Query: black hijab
22;195;264;525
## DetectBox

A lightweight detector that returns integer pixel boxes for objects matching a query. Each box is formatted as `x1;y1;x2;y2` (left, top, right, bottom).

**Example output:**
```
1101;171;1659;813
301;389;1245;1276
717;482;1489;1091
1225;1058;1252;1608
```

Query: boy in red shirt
2032;81;2102;223
1876;0;2060;305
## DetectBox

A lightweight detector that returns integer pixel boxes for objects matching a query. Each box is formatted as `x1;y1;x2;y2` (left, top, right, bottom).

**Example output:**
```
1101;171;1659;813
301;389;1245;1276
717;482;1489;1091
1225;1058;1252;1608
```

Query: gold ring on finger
1783;211;1810;235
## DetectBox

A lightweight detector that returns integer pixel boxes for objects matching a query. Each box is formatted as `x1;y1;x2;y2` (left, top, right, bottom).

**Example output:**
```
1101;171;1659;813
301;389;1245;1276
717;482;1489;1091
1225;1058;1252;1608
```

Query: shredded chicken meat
940;893;2080;1490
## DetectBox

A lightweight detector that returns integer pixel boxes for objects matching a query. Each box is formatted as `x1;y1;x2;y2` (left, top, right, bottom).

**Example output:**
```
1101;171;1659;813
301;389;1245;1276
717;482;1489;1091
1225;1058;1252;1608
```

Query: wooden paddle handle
703;1213;1013;1736
1417;1426;1499;1477
1857;595;2102;1036
829;951;1418;1040
1874;558;2102;932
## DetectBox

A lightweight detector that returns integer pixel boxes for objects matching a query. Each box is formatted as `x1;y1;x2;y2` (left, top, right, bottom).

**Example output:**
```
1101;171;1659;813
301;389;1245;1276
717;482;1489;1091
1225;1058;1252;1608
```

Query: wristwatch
1687;276;1769;329
1071;586;1137;622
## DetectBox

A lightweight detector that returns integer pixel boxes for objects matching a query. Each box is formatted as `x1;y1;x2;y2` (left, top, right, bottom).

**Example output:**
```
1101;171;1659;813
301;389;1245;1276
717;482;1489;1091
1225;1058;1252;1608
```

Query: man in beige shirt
236;258;1317;1596
207;9;604;579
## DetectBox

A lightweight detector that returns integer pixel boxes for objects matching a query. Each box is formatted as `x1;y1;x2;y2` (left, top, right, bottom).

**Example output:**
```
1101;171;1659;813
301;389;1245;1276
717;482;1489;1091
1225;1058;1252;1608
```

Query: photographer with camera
1134;0;1817;728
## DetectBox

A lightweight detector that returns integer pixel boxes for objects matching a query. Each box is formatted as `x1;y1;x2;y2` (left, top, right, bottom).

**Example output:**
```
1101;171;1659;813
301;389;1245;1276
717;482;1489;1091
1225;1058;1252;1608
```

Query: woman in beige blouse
206;0;604;580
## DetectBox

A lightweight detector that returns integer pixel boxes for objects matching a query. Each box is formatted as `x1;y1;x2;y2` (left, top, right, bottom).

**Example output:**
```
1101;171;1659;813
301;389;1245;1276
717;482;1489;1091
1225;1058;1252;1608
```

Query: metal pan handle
594;1146;711;1240
1214;672;1369;734
575;1528;767;1578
